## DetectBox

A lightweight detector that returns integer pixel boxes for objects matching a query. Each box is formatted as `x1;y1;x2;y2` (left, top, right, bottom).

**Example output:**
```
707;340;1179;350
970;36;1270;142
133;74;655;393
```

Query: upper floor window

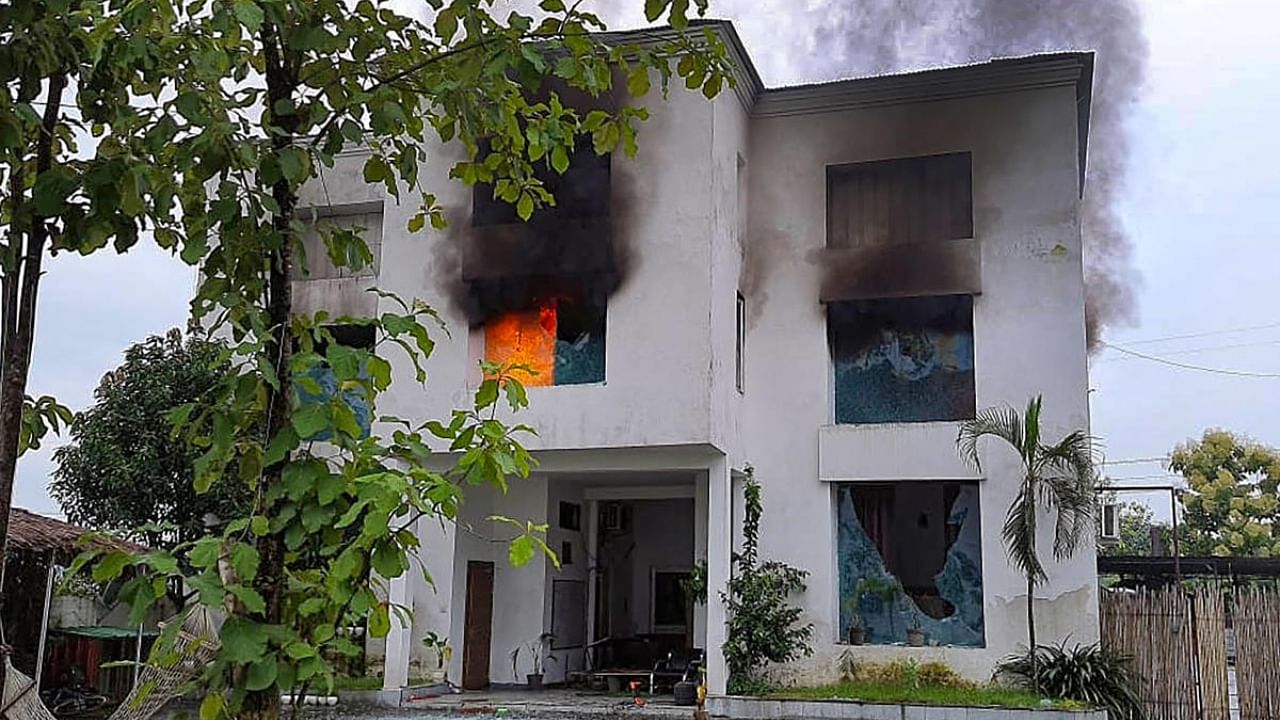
827;152;972;248
482;278;605;386
735;292;746;393
828;294;975;424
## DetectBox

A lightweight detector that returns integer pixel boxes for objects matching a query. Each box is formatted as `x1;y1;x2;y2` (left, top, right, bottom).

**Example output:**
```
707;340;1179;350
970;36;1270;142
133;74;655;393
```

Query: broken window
482;278;606;386
829;294;975;424
294;324;375;440
837;482;984;647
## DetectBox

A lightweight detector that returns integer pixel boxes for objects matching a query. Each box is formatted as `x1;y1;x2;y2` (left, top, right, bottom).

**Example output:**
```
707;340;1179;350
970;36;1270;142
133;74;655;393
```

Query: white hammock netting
2;608;220;720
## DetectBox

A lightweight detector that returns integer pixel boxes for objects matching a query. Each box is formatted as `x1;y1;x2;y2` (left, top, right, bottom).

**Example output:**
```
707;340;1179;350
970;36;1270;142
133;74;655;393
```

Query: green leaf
371;544;405;578
368;603;391;638
551;145;570;175
245;658;278;691
233;0;264;30
474;379;499;410
516;193;534;221
221;617;268;663
229;543;260;582
32;168;77;216
199;691;224;720
407;213;425;233
229;584;267;614
293;403;330;439
250;516;269;536
644;0;671;21
315;473;344;506
264;426;299;466
434;8;458;41
509;535;535;567
277;147;309;184
92;550;132;583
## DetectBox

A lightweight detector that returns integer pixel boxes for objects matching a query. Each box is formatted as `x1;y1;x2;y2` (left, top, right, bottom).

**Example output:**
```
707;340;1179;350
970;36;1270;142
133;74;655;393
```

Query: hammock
1;608;220;720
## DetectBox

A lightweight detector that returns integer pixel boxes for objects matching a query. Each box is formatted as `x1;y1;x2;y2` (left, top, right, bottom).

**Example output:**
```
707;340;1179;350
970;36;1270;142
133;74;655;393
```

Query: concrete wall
302;56;1096;690
740;84;1096;683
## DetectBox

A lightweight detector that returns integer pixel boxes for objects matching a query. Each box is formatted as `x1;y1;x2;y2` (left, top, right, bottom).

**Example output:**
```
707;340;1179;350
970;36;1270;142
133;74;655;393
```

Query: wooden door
461;561;494;690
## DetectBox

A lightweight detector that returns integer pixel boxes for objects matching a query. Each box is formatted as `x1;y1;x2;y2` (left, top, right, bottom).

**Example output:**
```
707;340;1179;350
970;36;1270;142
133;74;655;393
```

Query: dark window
827;152;972;248
482;279;606;386
829;294;975;424
473;139;610;226
652;571;690;632
295;324;376;439
561;540;574;565
837;482;984;647
735;292;746;393
559;501;581;532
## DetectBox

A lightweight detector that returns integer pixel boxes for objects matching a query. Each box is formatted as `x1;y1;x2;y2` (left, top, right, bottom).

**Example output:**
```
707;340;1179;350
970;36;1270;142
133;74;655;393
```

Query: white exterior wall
299;42;1096;691
740;84;1096;683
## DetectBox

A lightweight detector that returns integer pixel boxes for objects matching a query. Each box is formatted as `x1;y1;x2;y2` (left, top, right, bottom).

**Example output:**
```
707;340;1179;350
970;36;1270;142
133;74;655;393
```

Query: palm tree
957;395;1098;684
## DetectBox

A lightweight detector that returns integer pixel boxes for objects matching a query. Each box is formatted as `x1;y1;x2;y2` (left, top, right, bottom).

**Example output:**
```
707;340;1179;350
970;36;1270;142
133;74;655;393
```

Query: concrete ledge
705;696;1107;720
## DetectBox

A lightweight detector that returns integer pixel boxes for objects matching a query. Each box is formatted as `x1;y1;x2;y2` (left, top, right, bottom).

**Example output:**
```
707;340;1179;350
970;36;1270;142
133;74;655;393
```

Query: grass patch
332;676;432;691
771;681;1068;710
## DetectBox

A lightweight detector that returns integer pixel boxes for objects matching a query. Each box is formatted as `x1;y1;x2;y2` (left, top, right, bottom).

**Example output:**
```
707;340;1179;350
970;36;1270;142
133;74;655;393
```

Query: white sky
13;0;1280;519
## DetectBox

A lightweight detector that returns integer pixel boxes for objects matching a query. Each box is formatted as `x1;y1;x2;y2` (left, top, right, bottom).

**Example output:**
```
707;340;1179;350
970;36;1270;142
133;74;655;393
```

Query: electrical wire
1102;456;1169;466
1094;338;1280;364
1098;341;1280;378
1108;321;1280;347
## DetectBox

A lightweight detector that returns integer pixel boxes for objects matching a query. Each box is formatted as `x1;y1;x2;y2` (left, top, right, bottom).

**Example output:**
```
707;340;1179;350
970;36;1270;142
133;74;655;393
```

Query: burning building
296;21;1100;696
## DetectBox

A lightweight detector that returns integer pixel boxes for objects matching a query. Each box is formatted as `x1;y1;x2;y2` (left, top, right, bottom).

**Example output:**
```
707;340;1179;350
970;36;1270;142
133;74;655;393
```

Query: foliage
682;558;707;605
50;329;253;551
957;395;1098;679
722;467;813;694
997;643;1144;720
0;0;176;673
838;658;972;690
69;1;732;718
1098;499;1170;557
775;660;1070;710
1172;430;1280;557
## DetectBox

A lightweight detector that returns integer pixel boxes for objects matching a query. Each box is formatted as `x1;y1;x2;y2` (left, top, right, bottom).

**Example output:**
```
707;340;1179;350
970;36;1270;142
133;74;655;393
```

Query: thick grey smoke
573;0;1147;346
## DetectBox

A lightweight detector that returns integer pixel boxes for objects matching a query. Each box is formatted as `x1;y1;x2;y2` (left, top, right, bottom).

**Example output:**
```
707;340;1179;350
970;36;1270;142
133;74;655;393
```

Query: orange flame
484;300;557;386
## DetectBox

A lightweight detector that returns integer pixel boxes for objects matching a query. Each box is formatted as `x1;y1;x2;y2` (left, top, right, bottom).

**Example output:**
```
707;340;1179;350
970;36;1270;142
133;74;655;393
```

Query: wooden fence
1102;585;1280;720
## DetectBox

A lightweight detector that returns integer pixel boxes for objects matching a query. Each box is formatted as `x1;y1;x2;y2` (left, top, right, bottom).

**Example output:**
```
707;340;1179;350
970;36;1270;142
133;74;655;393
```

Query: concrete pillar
383;569;411;690
693;474;709;646
705;455;732;695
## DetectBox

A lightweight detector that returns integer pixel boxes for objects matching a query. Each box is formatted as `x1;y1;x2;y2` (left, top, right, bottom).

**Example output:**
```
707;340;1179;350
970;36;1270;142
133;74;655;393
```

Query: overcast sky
13;0;1280;518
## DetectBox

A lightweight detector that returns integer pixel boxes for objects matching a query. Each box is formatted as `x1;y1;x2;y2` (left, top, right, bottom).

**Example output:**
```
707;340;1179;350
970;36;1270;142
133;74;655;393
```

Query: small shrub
997;643;1144;720
843;659;972;690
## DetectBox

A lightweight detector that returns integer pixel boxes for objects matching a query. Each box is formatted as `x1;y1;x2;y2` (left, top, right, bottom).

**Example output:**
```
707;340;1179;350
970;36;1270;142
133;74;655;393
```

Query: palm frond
1002;482;1046;584
956;405;1024;471
1038;430;1100;560
1023;396;1043;465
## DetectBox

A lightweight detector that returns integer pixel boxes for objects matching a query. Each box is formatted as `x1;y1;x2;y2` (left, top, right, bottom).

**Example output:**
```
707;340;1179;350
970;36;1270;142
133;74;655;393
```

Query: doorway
461;561;494;690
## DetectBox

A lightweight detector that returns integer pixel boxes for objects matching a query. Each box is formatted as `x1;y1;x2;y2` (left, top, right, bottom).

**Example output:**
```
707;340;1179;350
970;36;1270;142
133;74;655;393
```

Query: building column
693;474;709;646
383;569;411;690
705;455;732;695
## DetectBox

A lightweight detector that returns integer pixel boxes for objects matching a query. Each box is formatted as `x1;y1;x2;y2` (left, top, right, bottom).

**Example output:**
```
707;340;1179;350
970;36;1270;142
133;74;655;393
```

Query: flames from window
484;301;558;387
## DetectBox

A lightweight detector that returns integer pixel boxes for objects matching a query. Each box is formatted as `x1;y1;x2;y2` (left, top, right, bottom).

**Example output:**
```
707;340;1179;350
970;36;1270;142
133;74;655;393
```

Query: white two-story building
296;21;1100;695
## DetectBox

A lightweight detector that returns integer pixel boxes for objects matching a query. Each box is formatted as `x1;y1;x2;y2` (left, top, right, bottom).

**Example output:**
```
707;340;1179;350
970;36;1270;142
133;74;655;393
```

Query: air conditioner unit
1099;502;1120;543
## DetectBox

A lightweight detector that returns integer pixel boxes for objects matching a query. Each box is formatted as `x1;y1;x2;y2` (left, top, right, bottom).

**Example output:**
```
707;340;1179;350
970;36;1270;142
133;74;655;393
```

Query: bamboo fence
1233;587;1280;720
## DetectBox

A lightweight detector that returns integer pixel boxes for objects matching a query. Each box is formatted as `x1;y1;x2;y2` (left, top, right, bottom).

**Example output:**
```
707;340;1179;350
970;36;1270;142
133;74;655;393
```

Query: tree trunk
241;23;297;720
0;73;65;715
1027;573;1038;693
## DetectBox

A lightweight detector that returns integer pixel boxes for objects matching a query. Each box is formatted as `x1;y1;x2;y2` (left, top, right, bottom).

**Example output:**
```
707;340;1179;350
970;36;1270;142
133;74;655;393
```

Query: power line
1102;456;1168;465
1099;341;1280;378
1109;321;1280;347
1095;338;1280;364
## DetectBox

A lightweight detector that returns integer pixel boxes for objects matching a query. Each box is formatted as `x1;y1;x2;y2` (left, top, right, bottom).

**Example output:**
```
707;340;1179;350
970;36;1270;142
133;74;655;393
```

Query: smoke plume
577;0;1147;347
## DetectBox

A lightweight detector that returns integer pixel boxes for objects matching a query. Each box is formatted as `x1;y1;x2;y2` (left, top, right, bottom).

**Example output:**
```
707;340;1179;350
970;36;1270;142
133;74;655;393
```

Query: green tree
722;467;813;694
50;329;253;553
1;0;177;694
77;2;733;719
1172;430;1280;557
957;396;1098;684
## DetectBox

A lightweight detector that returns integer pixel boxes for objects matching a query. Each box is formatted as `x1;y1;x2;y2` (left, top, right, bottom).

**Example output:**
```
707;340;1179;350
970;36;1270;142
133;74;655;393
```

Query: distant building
296;21;1098;693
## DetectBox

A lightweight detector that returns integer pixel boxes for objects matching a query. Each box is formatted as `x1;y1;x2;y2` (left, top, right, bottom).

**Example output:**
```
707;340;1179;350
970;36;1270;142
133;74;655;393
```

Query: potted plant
906;610;926;647
510;633;556;689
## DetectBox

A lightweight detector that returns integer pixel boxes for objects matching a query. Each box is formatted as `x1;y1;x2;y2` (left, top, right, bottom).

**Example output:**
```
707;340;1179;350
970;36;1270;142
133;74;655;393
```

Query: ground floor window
836;481;984;647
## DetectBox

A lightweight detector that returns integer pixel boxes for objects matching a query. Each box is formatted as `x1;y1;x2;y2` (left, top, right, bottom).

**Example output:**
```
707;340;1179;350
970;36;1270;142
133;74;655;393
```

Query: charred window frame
735;292;746;394
828;295;975;425
826;152;973;249
836;481;984;647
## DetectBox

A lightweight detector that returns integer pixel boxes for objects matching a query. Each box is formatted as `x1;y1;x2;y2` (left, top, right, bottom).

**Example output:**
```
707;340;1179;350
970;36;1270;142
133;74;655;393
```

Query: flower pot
906;629;925;647
526;673;544;690
848;626;866;645
673;679;698;706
